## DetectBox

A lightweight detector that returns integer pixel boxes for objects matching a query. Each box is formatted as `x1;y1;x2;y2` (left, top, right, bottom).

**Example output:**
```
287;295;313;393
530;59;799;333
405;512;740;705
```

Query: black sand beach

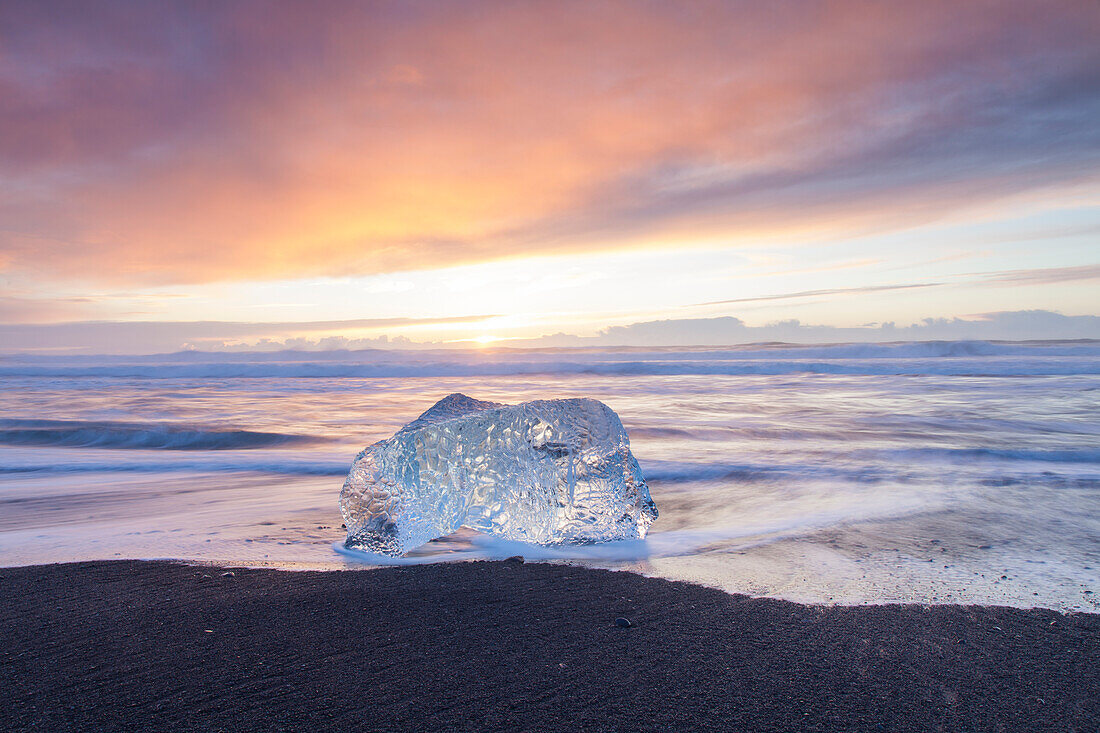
2;560;1098;732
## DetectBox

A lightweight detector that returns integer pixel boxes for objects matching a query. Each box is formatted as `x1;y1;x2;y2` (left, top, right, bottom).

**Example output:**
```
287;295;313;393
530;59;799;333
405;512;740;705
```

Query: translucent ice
340;393;657;556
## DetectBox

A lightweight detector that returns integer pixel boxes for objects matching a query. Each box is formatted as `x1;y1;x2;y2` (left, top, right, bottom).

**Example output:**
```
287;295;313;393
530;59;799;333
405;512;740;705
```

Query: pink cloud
0;0;1097;284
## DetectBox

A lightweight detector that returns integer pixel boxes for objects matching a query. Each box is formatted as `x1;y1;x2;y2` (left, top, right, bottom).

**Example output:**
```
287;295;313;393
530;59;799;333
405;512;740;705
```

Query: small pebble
615;617;633;628
978;545;992;550
221;571;235;577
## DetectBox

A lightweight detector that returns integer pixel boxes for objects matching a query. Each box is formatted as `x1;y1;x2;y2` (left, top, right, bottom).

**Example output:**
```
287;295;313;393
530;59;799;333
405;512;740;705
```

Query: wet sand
2;559;1098;732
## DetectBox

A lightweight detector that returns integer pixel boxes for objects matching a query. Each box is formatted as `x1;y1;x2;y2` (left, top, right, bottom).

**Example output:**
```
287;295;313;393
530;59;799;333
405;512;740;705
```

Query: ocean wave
722;340;1100;360
332;495;940;566
0;458;349;475
881;447;1100;465
0;454;790;481
638;460;900;485
626;426;701;439
0;419;321;451
5;339;1099;364
642;461;778;483
1;355;1097;379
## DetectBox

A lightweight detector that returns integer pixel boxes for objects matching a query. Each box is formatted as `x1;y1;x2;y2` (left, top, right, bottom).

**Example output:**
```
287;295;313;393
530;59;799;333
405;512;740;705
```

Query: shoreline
3;560;1098;732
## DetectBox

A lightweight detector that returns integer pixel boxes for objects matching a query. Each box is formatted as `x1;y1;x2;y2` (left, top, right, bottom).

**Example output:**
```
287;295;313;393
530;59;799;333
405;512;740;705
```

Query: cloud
3;309;1096;355
693;263;1100;308
977;263;1100;285
0;291;198;324
0;296;92;323
696;282;942;307
554;310;1100;347
1;0;1097;284
0;313;497;354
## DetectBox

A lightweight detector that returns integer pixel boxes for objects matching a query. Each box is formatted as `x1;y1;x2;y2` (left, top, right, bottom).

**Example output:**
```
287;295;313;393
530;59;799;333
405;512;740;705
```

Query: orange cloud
1;0;1097;285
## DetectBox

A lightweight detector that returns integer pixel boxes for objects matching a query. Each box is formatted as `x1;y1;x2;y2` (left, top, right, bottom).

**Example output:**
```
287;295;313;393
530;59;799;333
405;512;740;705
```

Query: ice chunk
340;393;657;556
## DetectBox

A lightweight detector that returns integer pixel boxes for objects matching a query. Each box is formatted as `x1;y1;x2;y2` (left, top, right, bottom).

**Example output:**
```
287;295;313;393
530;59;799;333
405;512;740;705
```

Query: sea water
0;340;1096;611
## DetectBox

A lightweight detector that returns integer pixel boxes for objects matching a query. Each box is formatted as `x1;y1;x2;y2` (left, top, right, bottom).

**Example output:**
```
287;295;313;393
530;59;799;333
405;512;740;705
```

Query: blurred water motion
0;341;1097;611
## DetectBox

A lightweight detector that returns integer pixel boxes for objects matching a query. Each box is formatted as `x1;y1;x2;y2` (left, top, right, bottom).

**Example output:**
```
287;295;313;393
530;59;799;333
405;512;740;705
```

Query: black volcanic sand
2;561;1098;732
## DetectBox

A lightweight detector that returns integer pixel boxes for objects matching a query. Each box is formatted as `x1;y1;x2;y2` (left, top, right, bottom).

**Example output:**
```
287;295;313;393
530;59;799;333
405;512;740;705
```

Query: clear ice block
340;393;657;555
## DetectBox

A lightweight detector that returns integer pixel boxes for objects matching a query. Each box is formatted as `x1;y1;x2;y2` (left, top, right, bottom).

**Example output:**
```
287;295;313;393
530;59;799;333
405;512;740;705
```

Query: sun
472;335;498;345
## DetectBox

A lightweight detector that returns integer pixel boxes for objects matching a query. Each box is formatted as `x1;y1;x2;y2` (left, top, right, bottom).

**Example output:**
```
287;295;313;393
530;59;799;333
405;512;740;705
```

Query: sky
1;0;1098;353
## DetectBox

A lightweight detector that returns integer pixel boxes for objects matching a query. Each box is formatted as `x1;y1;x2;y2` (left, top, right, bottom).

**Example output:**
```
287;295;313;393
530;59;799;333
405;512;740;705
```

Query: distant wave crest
0;419;320;451
0;340;1097;379
0;459;348;475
